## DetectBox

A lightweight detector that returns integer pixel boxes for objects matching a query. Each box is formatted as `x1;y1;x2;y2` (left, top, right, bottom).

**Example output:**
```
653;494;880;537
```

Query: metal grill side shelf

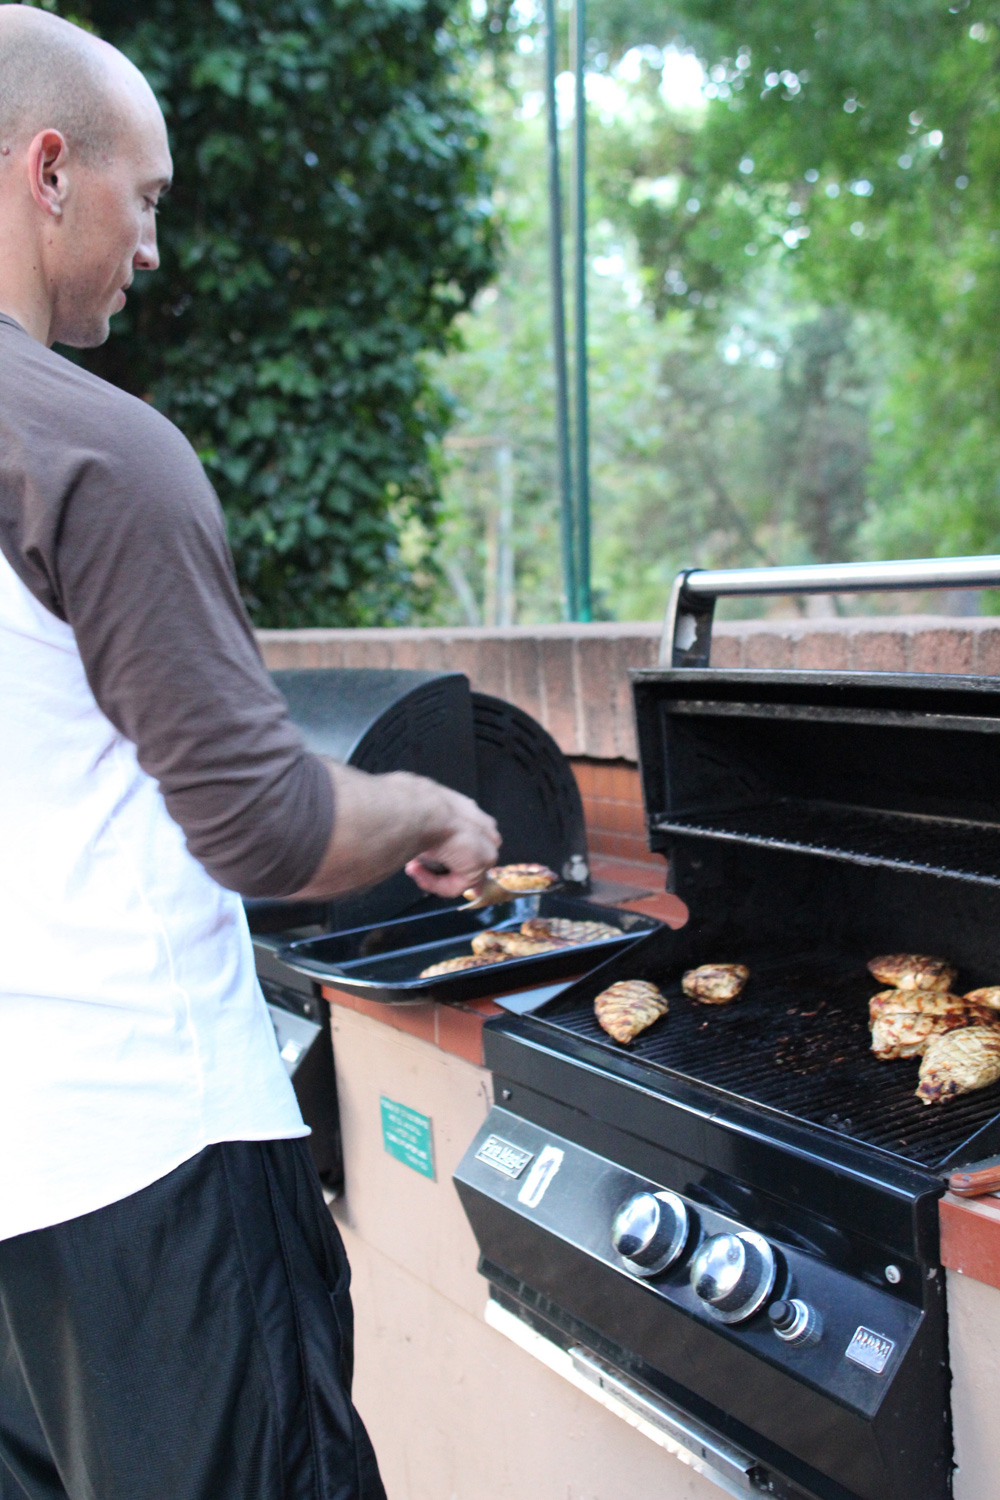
662;554;1000;669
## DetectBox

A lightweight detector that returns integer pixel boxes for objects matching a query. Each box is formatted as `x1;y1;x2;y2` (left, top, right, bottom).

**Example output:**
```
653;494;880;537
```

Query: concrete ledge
258;616;1000;761
941;1192;1000;1290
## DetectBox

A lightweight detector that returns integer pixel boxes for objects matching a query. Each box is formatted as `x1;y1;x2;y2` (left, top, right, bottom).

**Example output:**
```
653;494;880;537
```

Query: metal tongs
418;861;561;911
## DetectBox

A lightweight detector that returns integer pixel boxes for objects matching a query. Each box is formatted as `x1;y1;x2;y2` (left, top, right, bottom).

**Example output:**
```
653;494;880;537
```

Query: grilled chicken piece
867;954;956;992
487;863;559;892
470;931;507;957
871;1007;981;1060
869;989;972;1023
964;987;1000;1010
681;963;750;1005
470;929;566;958
521;916;621;945
594;980;668;1044
868;990;999;1058
917;1026;1000;1104
419;954;504;978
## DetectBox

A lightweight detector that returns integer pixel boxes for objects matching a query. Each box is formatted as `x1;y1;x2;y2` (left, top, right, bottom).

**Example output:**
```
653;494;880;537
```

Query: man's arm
294;762;500;901
8;374;497;901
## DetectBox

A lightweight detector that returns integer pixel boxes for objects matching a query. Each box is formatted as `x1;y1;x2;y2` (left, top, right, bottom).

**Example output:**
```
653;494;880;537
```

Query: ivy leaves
50;0;498;624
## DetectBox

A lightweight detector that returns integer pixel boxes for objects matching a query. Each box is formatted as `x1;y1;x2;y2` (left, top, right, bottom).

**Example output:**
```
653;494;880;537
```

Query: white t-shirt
0;318;334;1240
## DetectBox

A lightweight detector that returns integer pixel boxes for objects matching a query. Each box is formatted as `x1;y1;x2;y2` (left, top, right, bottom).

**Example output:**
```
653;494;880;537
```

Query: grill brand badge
476;1134;533;1180
845;1326;896;1375
516;1145;564;1208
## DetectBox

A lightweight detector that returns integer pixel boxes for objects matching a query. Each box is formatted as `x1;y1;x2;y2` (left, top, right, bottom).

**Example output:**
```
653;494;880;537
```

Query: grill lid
633;669;1000;886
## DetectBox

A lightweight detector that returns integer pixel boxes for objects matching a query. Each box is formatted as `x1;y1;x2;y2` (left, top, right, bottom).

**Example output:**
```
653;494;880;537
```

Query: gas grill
455;557;1000;1500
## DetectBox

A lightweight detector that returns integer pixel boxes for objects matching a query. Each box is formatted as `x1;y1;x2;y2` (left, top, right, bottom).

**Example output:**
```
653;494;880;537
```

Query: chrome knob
690;1230;777;1323
611;1190;690;1277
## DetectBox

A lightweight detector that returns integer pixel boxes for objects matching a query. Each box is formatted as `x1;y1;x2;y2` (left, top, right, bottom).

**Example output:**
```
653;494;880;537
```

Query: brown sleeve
0;339;333;898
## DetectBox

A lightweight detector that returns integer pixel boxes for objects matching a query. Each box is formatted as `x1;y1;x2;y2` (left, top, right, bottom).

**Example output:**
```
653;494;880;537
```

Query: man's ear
27;129;70;218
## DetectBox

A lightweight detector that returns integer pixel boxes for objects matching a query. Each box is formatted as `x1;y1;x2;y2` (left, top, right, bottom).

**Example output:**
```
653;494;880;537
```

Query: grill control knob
690;1230;777;1324
611;1191;690;1277
768;1298;822;1347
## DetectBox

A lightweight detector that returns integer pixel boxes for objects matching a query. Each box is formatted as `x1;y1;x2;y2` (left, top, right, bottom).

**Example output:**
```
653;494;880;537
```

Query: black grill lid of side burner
532;668;1000;1171
246;670;589;936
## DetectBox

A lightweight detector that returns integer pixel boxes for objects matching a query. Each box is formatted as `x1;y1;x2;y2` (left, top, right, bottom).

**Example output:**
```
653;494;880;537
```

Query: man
0;8;499;1498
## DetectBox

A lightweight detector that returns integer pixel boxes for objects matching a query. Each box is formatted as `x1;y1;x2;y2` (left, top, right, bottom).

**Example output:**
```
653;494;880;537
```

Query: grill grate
655;801;1000;887
539;949;1000;1167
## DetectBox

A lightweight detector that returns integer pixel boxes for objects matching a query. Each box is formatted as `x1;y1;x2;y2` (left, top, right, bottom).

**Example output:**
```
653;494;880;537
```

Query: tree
37;0;498;625
428;84;689;624
432;40;891;623
586;0;1000;564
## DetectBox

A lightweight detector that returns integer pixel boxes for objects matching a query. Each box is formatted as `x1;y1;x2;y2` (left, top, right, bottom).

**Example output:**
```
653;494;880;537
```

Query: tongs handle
948;1156;1000;1197
663;555;1000;669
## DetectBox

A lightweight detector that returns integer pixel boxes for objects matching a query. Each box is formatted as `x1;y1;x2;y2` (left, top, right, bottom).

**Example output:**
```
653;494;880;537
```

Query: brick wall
258;615;1000;763
570;759;659;873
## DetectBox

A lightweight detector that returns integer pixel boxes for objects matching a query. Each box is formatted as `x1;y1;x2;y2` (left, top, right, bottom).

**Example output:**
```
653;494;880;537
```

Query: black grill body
453;669;1000;1500
249;671;589;935
252;933;343;1194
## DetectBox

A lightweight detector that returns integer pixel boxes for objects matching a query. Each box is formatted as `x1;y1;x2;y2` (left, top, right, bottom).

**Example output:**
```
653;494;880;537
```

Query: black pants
0;1140;386;1500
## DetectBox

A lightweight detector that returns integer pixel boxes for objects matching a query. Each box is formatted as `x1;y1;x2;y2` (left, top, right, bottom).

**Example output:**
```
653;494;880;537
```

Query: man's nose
134;225;160;273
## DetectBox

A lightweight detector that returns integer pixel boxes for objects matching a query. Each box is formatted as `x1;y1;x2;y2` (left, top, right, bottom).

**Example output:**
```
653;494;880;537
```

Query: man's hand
403;785;500;899
293;761;500;902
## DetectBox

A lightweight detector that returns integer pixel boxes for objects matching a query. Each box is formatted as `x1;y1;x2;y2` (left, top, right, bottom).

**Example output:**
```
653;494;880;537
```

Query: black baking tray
277;894;661;1005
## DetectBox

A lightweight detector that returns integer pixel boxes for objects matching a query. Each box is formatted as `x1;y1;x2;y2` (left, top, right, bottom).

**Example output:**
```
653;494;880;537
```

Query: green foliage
585;0;1000;563
430;73;891;625
36;0;498;624
427;89;681;623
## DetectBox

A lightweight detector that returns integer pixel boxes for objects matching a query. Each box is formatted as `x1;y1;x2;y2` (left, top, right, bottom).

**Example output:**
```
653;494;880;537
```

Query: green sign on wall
380;1096;435;1180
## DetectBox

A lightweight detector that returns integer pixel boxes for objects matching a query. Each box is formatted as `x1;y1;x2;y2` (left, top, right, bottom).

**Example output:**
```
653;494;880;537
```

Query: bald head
0;5;170;348
0;5;158;165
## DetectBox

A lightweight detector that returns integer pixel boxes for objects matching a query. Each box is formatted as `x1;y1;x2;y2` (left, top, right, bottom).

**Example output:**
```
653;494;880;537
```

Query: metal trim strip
483;1297;758;1499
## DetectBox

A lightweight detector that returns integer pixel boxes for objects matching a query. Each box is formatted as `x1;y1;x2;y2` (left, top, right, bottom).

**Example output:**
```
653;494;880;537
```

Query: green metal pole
543;0;577;621
571;0;591;621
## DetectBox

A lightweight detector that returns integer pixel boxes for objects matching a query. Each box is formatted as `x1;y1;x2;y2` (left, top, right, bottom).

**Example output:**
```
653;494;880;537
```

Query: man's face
48;100;172;349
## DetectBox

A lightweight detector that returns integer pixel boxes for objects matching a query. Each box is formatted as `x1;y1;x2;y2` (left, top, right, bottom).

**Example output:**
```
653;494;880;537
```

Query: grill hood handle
662;555;1000;669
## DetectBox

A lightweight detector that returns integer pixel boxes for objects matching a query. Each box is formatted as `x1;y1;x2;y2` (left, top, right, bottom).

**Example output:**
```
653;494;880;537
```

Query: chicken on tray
521;916;620;944
470;930;566;958
419;954;506;978
418;912;624;979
